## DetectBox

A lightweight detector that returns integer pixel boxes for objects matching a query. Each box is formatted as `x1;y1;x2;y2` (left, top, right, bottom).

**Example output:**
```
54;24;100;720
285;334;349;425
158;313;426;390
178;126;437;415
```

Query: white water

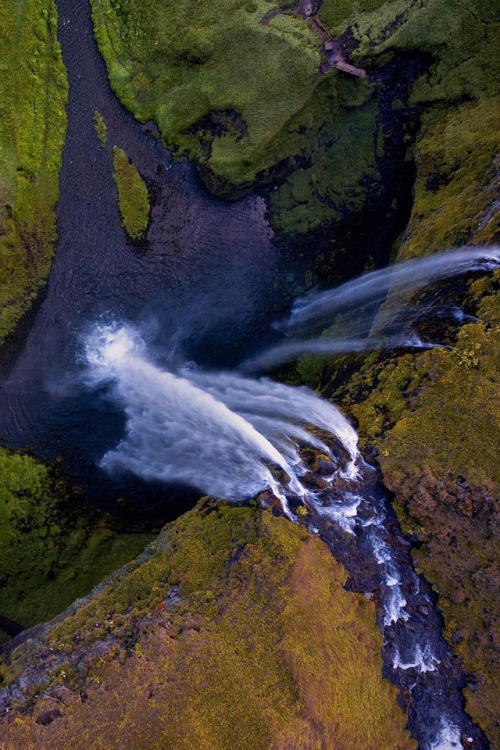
83;324;359;515
285;246;500;333
244;246;500;370
430;719;463;749
392;643;439;673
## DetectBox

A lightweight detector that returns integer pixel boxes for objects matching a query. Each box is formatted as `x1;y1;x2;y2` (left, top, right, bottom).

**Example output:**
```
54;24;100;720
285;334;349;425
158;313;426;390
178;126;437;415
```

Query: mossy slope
0;447;152;632
0;503;415;749
319;271;500;742
0;0;67;345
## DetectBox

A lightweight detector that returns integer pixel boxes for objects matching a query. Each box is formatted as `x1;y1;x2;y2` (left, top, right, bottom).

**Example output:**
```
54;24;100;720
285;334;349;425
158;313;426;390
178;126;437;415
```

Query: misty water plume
83;323;359;517
244;245;500;371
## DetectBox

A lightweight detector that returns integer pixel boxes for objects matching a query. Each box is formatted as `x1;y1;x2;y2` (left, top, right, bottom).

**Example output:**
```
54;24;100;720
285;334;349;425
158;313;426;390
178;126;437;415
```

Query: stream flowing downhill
79;247;500;750
244;246;500;371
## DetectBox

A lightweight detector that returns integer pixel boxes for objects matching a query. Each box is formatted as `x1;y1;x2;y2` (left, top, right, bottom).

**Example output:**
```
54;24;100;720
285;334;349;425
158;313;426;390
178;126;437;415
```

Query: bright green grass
91;0;321;186
0;0;67;345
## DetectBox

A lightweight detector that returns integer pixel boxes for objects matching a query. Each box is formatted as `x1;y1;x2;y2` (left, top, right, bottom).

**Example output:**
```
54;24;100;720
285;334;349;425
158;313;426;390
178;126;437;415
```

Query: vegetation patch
91;0;321;189
90;0;499;247
316;275;500;745
0;447;153;631
0;502;415;749
0;0;67;346
112;146;150;240
93;110;108;147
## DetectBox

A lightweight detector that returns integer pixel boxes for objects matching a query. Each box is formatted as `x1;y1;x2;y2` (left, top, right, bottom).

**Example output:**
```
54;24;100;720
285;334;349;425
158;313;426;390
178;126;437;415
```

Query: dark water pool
0;0;297;514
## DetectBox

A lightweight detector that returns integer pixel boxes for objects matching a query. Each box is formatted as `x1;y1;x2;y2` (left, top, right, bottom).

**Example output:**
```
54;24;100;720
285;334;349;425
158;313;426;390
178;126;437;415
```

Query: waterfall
83;323;359;516
243;245;500;370
79;242;496;748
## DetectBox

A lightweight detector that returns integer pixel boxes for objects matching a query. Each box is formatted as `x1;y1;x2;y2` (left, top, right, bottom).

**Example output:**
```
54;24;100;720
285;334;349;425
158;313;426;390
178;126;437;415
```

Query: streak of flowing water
285;246;500;333
244;245;500;370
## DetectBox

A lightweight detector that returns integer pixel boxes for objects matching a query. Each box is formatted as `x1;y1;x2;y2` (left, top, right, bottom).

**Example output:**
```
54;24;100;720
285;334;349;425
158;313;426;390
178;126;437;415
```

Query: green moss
112;146;150;240
93;110;108;147
89;0;499;242
0;447;153;628
320;270;500;745
267;84;381;235
0;0;67;346
91;0;321;188
397;98;500;260
0;504;415;749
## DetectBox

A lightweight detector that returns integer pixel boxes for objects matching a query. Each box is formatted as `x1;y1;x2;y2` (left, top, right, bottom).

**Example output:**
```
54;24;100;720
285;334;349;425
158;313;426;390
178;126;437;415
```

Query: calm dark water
0;0;290;512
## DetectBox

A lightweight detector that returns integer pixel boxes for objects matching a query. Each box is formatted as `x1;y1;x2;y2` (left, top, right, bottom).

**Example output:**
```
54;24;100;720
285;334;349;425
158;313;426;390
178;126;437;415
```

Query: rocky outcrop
0;503;415;749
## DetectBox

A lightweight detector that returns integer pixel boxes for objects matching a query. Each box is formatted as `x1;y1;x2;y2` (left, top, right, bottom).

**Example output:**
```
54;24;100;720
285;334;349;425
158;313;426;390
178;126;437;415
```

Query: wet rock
315;458;336;476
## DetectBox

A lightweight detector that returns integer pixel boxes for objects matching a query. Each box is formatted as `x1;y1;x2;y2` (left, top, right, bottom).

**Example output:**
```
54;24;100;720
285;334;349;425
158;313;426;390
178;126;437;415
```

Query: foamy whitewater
83;323;359;516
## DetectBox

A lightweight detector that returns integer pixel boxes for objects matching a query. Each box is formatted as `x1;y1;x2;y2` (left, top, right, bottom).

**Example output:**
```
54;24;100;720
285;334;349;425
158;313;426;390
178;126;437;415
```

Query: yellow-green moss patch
112;146;149;240
0;503;415;749
0;447;153;629
93;110;108;147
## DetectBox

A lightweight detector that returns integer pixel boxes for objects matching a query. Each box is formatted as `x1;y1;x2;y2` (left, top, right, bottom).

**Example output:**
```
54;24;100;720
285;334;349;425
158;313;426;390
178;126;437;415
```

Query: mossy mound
0;502;415;749
112;146;150;240
0;0;67;346
91;0;321;189
0;447;153;632
93;110;108;147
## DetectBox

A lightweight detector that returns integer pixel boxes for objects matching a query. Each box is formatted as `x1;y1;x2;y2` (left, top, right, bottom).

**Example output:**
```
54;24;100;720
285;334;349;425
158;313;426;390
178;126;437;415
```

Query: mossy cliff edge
314;105;500;744
0;447;153;639
0;502;415;749
0;0;67;346
90;0;499;253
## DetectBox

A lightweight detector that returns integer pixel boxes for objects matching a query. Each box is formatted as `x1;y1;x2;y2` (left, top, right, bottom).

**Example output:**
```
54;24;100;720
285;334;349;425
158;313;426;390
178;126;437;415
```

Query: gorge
0;0;499;747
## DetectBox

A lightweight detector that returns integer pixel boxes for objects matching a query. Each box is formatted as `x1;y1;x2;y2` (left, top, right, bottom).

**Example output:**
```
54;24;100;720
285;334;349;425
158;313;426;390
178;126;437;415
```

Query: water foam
430;718;463;749
83;324;358;514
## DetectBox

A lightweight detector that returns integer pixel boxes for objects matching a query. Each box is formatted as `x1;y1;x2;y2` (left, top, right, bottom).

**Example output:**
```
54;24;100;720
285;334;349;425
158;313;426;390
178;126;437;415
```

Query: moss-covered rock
0;502;415;749
91;0;322;189
112;146;150;240
0;0;67;346
0;447;153;631
93;110;108;147
90;0;499;250
398;98;500;259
